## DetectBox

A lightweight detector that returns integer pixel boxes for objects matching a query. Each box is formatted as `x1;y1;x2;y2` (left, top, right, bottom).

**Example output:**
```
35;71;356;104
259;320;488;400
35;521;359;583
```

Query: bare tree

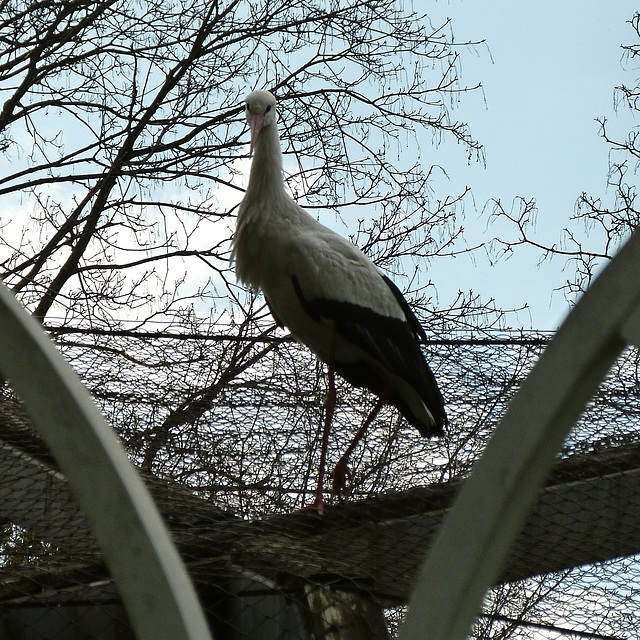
8;4;640;640
0;0;499;482
0;0;483;324
491;13;640;304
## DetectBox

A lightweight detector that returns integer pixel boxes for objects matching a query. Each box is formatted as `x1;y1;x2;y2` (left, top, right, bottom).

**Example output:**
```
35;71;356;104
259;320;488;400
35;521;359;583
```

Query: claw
296;496;325;515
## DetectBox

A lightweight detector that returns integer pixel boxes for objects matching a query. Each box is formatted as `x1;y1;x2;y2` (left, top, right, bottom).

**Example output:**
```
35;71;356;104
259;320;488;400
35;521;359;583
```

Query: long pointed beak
249;113;264;155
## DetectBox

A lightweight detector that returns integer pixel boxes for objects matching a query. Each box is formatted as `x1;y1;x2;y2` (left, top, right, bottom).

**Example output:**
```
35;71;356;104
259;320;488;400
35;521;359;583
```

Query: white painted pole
401;229;640;640
0;283;212;640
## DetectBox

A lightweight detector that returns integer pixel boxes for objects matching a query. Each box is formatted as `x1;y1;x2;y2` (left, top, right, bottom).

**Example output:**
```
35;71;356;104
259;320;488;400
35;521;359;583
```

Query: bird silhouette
233;90;446;513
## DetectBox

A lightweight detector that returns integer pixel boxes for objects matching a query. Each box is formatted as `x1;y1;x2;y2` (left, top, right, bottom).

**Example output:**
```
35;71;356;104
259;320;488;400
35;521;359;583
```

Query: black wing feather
264;294;284;328
291;274;445;434
381;275;427;342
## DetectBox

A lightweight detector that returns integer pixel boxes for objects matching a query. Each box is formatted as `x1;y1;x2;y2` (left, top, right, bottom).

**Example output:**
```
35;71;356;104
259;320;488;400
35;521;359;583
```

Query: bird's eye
265;105;271;113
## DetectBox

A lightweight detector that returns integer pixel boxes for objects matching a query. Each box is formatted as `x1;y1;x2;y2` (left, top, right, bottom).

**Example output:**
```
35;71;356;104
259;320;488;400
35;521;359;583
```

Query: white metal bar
0;283;212;640
400;229;640;640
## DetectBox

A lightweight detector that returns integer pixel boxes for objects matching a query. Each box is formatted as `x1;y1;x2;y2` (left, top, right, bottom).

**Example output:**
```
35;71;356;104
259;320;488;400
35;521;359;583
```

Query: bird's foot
293;498;324;516
295;496;325;515
331;458;352;501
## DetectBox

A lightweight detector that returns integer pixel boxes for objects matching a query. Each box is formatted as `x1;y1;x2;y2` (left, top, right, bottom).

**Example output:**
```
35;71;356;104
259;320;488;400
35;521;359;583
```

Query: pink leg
332;386;391;501
299;357;336;515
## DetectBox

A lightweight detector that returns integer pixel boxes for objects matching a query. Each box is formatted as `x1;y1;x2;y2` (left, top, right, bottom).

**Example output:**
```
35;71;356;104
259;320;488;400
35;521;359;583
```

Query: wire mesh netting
0;326;639;639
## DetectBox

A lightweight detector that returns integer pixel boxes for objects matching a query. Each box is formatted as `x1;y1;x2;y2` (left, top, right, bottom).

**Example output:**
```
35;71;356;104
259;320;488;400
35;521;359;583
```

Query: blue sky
423;2;638;330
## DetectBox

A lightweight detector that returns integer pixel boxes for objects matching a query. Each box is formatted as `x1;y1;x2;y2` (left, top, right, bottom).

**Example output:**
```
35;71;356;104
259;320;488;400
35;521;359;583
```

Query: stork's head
244;90;277;154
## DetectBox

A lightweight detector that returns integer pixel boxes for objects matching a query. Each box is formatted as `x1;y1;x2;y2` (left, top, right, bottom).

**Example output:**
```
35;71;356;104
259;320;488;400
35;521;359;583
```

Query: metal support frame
400;228;640;640
0;283;212;640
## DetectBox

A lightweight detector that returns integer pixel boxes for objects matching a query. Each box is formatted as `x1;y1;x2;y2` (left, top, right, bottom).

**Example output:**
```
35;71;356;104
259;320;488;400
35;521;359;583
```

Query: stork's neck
245;123;287;199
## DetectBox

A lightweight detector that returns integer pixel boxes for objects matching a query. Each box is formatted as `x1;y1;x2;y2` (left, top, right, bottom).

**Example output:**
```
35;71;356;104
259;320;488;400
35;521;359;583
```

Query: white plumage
233;90;446;512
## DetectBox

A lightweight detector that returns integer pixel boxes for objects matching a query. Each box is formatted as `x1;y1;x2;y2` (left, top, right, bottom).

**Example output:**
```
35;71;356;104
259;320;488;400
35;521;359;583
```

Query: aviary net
0;329;638;639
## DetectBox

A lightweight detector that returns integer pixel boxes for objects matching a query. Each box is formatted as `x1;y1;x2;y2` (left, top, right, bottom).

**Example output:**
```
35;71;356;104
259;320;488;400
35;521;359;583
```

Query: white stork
233;90;446;513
